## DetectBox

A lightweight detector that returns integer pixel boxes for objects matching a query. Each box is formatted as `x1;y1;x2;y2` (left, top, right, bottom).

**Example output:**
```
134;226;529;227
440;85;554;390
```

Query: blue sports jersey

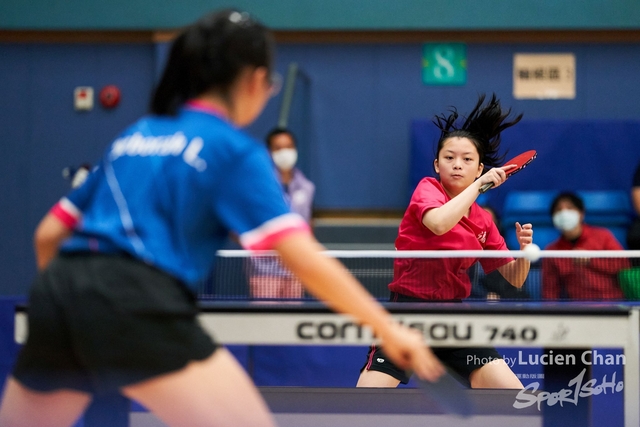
53;104;309;290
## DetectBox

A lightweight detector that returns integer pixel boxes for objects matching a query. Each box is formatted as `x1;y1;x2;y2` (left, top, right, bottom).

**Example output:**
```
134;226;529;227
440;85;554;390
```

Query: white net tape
200;250;640;301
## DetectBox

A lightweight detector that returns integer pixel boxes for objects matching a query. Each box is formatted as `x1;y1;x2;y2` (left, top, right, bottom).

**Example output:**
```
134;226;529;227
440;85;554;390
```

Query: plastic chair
535;227;561;250
502;191;558;228
523;267;542;301
607;226;629;249
476;192;491;207
577;190;633;227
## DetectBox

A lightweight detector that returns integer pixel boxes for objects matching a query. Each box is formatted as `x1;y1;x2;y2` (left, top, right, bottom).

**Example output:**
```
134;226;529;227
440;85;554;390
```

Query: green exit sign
422;43;467;85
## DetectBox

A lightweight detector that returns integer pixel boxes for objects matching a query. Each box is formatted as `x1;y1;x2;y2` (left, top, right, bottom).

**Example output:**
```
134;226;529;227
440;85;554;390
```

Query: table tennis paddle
412;371;475;417
479;150;537;193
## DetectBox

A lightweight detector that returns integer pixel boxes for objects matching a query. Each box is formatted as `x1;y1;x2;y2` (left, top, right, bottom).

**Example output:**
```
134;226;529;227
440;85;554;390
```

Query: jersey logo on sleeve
477;231;487;244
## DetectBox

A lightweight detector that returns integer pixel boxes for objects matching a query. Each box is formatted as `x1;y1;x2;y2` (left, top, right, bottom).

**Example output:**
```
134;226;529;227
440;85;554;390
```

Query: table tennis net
198;249;640;302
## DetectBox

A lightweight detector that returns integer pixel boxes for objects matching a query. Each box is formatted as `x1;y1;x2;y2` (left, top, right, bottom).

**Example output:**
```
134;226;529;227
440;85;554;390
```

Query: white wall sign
513;53;575;100
74;86;94;111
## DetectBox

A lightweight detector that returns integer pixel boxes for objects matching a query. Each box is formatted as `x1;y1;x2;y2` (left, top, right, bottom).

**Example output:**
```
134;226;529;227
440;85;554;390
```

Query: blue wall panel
262;43;640;211
0;46;33;296
0;43;155;295
2;40;640;294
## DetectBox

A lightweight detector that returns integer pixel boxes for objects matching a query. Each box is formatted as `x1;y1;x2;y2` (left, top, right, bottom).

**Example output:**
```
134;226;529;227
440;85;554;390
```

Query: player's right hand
478;164;515;189
379;322;445;382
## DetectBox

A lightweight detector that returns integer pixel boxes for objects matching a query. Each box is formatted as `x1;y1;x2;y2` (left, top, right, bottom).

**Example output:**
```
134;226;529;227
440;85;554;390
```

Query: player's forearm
632;188;640;215
275;233;395;337
422;182;482;235
34;213;73;270
497;258;530;288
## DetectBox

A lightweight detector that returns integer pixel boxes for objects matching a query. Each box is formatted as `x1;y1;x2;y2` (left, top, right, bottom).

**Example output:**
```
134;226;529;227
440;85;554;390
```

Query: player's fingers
519;227;533;236
486;169;505;187
515;222;522;232
518;226;533;244
387;326;445;382
519;236;533;245
382;325;421;370
389;344;412;370
413;347;445;382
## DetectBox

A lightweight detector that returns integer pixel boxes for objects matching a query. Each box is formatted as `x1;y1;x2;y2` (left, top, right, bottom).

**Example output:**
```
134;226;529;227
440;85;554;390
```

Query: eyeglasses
269;72;283;98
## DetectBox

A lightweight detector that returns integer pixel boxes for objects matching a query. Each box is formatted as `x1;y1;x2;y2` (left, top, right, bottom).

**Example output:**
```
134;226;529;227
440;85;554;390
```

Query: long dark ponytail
151;9;274;116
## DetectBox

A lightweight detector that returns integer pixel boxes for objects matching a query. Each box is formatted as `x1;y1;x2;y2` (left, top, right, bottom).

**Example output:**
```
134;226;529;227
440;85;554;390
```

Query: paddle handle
479;182;494;193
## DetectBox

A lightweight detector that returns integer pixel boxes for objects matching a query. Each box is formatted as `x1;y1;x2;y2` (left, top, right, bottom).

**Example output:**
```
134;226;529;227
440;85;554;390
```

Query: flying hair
432;94;523;170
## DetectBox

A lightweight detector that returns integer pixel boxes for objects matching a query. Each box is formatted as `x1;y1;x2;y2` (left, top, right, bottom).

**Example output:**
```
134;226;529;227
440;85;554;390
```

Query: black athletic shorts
360;292;503;387
13;253;218;396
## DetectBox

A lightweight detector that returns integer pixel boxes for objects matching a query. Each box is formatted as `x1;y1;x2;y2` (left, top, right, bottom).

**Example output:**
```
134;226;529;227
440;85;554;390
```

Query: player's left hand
379;322;445;383
515;222;533;249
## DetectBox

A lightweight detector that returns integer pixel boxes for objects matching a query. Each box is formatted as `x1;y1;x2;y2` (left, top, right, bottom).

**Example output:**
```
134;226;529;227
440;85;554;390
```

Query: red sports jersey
389;177;512;299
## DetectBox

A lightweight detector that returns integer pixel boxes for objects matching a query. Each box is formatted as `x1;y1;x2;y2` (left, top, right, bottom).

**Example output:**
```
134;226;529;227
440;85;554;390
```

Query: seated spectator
542;192;628;300
248;128;315;299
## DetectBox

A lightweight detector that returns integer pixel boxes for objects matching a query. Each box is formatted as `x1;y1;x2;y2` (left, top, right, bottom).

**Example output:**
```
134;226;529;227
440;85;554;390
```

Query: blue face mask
552;209;581;232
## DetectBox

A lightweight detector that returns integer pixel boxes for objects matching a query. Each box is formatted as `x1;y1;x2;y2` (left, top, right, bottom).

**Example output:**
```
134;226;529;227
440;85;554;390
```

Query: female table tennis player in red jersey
358;94;533;390
0;9;444;427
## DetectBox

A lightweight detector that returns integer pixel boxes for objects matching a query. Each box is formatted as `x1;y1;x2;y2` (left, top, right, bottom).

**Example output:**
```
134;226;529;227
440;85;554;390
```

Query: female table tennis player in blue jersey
358;94;533;390
0;10;444;427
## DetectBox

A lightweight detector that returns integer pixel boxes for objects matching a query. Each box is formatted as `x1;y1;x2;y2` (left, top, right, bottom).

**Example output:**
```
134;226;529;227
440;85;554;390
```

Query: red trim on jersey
248;224;311;251
50;198;81;229
185;100;229;120
241;213;311;251
389;177;513;299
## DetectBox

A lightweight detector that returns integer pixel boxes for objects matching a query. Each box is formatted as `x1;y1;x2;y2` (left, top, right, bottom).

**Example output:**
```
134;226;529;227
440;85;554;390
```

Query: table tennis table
13;300;640;426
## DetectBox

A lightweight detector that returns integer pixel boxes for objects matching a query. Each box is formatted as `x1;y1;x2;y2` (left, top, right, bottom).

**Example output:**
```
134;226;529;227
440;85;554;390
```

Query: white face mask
272;148;297;171
552;209;581;232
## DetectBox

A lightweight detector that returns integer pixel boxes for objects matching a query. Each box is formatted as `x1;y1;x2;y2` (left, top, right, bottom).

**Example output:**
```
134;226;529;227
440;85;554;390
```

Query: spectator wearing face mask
541;192;628;300
266;128;315;223
248;127;316;299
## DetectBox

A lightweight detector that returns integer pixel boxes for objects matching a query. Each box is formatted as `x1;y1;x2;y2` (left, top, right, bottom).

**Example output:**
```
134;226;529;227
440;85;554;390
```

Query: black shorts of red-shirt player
360;292;503;387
